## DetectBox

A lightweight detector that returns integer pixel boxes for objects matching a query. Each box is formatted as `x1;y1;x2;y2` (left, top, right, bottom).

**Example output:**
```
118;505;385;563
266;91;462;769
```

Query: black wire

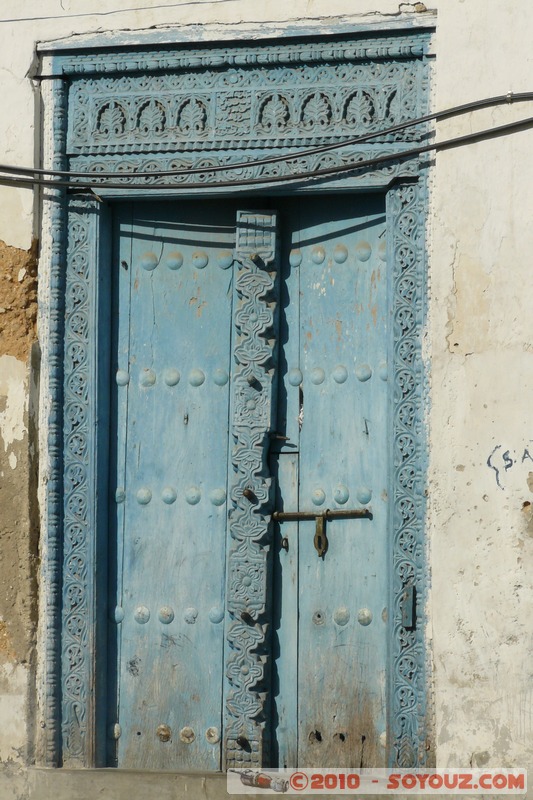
0;91;531;181
0;114;532;193
0;1;234;24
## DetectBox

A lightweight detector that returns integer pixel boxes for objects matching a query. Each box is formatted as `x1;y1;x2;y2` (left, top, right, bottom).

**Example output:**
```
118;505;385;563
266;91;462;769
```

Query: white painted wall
429;2;533;771
0;0;532;781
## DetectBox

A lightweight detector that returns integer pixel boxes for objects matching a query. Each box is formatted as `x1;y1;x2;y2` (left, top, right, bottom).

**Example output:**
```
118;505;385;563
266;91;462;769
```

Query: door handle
272;507;372;557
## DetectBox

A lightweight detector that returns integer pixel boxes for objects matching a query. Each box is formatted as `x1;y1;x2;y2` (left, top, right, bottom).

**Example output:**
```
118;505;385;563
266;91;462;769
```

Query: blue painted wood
223;211;280;769
62;195;112;766
270;226;301;769
107;194;418;770
270;453;299;769
44;78;67;768
52;27;431;771
110;201;238;770
387;182;429;768
270;195;388;768
39;19;435;57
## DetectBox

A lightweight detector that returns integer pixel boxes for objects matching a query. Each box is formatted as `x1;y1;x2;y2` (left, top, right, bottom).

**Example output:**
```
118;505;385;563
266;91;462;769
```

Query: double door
108;194;389;770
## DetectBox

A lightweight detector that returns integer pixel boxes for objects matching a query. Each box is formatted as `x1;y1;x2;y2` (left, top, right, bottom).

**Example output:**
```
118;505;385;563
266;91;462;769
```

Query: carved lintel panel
69;146;420;190
67;57;428;155
68;59;426;154
49;32;430;81
225;212;279;769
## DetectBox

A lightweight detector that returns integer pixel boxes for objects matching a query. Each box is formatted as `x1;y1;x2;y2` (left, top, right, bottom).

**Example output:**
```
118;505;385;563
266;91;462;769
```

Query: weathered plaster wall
427;2;533;772
0;0;532;795
0;239;39;797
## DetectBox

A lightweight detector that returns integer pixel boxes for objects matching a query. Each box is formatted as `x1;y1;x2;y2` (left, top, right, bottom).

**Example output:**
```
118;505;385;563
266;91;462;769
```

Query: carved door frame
37;26;434;770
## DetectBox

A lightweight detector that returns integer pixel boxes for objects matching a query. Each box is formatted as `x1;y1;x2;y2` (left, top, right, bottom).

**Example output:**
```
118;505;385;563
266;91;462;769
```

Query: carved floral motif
389;182;429;767
177;97;208;134
67;57;428;153
137;99;166;135
62;198;93;761
301;91;333;130
225;212;279;769
96;101;126;136
344;90;376;128
258;94;291;132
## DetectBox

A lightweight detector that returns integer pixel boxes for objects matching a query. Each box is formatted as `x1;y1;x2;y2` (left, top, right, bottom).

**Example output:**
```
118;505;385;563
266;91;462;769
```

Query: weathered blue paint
43;77;68;768
109;197;391;770
37;16;436;58
62;195;112;767
387;181;429;767
271;196;389;768
42;29;432;770
223;211;280;769
110;201;238;770
43;29;432;77
51;31;431;201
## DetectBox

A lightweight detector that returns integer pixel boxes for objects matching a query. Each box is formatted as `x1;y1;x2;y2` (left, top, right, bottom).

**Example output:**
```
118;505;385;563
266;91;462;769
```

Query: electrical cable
0;91;531;182
0;113;532;193
0;1;234;24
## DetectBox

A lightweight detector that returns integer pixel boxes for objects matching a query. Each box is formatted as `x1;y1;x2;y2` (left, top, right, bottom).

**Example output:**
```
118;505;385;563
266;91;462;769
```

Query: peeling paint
0;356;28;452
0;240;38;362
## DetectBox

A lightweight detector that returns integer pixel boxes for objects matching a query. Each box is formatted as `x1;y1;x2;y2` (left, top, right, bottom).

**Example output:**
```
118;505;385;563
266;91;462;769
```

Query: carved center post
224;211;280;769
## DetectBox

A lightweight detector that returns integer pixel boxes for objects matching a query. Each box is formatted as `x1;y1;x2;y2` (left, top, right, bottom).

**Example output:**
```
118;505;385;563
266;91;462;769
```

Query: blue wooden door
109;200;238;771
271;195;388;769
109;195;389;770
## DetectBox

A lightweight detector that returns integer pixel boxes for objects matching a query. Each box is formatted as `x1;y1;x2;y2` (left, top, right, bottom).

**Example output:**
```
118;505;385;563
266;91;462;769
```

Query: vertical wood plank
112;201;236;770
297;194;388;768
270;452;299;769
269;201;301;768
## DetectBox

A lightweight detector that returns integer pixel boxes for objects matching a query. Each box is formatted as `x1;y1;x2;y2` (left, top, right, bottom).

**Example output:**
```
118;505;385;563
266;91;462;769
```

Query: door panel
272;196;388;768
110;201;238;770
109;195;389;770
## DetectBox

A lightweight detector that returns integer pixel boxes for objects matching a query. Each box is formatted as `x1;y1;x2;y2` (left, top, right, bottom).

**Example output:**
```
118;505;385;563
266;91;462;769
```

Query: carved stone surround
40;28;432;771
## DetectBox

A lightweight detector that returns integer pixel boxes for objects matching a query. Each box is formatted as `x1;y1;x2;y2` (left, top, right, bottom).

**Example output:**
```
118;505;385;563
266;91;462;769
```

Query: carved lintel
46;33;431;79
66;58;429;155
68;146;420;190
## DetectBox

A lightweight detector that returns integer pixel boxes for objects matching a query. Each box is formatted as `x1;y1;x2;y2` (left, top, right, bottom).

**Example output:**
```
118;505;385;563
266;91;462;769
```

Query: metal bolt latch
273;507;373;557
